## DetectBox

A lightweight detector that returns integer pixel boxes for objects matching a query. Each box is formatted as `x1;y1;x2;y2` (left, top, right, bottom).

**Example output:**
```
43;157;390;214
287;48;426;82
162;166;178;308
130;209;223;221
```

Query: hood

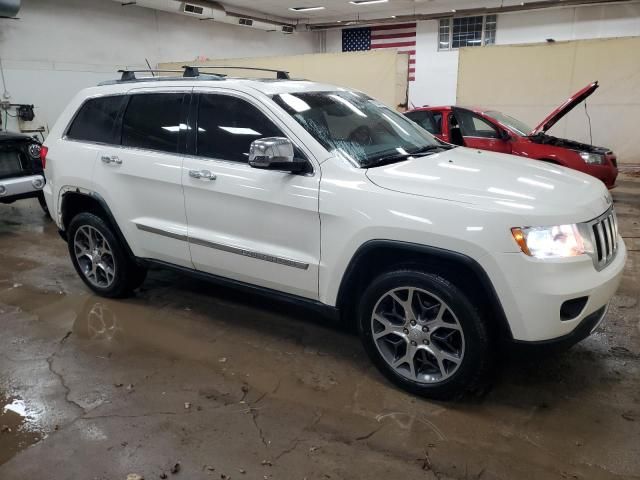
365;147;611;224
530;81;598;136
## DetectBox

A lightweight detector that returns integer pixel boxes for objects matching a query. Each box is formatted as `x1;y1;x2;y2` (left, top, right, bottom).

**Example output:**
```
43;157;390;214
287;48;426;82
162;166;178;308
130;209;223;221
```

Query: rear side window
405;110;442;135
197;94;283;162
121;93;184;153
66;95;125;144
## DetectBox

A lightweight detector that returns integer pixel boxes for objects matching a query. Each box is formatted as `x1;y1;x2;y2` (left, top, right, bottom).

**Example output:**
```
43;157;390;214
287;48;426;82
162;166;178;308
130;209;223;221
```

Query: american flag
342;23;417;81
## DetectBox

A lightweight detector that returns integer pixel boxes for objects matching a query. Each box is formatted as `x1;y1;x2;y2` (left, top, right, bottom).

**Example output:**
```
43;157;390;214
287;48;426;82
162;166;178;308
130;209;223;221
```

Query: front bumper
0;174;46;201
487;237;626;342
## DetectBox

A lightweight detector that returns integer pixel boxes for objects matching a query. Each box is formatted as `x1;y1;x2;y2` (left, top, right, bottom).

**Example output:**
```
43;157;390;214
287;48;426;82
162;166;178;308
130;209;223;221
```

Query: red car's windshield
485;111;532;137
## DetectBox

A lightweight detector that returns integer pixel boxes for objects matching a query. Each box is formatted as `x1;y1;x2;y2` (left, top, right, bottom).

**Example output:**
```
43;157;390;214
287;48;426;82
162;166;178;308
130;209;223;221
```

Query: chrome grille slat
605;217;613;259
588;207;618;271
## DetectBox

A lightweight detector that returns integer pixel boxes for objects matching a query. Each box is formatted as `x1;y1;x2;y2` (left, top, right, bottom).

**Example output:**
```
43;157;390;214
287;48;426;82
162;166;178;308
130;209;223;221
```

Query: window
121;93;184;153
197;94;283;162
455;109;500;139
438;15;496;51
66;95;126;144
405;110;443;135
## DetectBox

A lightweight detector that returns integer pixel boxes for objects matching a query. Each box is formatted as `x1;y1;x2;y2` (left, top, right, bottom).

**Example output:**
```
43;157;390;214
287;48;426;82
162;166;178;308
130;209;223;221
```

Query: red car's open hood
530;81;599;136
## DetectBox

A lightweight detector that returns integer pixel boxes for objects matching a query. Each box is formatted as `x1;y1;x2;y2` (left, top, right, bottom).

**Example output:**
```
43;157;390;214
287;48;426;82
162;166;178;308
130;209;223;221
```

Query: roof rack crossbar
117;69;191;81
182;65;291;80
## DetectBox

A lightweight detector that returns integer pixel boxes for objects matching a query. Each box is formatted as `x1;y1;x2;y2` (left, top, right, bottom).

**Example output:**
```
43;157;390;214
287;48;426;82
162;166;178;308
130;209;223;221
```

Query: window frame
188;90;315;175
437;14;497;51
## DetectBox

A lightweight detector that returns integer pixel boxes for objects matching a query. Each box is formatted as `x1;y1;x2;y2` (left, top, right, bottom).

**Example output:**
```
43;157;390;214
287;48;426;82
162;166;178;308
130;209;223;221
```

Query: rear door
452;107;512;154
92;88;193;268
182;89;321;300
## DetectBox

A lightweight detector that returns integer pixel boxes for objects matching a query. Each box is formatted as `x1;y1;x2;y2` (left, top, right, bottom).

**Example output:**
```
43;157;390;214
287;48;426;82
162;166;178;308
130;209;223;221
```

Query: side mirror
249;137;308;173
500;130;512;141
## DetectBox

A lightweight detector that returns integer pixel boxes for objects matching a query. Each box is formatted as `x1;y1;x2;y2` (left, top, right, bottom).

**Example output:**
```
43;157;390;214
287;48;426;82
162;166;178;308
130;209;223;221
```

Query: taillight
40;145;49;169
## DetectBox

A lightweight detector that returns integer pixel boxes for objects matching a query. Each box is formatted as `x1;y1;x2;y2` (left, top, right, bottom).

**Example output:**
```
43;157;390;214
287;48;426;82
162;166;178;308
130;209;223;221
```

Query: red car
405;82;618;188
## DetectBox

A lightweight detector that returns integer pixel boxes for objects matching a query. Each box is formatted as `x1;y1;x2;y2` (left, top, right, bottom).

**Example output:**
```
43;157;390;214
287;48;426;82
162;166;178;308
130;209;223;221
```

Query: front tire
358;270;493;400
67;212;146;298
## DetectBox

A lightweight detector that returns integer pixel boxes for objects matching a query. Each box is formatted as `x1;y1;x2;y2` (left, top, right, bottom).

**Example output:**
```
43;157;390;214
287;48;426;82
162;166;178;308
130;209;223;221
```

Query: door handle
101;155;122;165
189;169;216;181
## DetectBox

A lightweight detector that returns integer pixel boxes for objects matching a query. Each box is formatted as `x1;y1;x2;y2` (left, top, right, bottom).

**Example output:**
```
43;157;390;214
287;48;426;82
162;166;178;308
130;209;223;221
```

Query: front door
182;90;321;300
452;108;512;154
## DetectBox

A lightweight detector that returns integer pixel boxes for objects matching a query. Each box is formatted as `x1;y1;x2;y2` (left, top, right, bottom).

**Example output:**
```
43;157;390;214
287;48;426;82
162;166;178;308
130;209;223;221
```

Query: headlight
580;152;605;165
511;224;591;258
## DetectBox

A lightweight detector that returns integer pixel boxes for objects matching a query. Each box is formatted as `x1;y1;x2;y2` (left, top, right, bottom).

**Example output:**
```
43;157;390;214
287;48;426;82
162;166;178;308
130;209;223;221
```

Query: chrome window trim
135;223;309;270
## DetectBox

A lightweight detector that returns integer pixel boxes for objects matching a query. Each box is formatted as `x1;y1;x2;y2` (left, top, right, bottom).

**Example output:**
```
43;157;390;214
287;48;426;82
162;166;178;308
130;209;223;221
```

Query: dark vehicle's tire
358;270;493;400
37;193;50;217
67;212;147;298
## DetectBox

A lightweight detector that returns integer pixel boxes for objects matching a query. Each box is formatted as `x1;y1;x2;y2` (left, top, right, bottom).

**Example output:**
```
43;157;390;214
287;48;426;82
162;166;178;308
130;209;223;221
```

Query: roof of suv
96;76;342;96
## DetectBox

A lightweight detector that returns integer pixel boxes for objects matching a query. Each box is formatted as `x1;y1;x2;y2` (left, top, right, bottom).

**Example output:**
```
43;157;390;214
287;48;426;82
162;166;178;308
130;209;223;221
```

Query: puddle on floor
0;394;44;465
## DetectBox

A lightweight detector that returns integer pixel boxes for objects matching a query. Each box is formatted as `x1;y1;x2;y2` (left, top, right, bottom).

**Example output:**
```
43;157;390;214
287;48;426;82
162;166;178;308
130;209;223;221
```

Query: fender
336;239;513;340
59;189;137;261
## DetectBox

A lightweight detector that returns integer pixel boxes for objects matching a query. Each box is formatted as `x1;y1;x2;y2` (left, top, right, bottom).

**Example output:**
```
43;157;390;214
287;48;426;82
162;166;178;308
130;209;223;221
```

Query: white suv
42;68;626;399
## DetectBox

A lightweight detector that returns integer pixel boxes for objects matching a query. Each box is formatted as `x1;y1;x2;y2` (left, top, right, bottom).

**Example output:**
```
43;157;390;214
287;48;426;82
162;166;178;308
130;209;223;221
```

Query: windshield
484;110;532;136
272;91;443;167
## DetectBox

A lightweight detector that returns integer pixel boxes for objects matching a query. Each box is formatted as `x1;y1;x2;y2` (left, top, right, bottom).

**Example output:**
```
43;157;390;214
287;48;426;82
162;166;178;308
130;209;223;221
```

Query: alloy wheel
73;225;116;288
371;287;465;384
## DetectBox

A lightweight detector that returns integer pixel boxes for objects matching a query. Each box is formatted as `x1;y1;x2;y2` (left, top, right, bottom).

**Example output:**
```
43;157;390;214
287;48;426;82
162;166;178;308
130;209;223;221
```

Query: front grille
589;208;618;270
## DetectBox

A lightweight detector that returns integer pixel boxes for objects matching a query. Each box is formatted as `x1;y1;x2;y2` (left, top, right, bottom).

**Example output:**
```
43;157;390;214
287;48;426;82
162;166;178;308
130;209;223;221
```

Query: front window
485;110;532;136
272;91;443;168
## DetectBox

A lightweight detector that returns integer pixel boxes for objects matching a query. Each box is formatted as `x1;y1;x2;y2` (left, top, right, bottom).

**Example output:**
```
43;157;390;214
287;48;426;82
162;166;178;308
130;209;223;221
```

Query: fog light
32;178;45;189
0;185;6;196
560;296;588;321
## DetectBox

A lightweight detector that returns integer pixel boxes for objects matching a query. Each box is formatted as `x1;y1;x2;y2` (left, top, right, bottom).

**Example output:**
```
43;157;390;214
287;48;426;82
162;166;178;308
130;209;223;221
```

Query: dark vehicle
0;131;48;214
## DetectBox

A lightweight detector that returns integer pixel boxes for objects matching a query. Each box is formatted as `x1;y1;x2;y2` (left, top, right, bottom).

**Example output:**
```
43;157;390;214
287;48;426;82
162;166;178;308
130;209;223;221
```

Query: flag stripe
371;32;417;40
371;23;417;31
371;41;416;49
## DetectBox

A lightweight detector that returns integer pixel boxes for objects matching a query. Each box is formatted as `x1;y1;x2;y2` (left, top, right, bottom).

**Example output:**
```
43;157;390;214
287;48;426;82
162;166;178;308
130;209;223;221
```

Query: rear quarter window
66;95;126;144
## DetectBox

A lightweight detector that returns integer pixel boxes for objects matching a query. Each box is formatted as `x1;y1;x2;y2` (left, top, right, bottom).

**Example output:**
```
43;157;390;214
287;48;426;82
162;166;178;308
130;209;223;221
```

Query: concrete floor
0;175;638;480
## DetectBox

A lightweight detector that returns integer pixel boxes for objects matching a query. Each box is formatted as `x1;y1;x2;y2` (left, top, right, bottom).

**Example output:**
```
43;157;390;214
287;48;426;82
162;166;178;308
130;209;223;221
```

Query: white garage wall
0;0;317;133
325;3;640;108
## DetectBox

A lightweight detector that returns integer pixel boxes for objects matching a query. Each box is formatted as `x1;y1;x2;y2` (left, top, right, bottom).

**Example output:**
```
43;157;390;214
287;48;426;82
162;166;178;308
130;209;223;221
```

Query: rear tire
67;212;147;298
358;269;493;400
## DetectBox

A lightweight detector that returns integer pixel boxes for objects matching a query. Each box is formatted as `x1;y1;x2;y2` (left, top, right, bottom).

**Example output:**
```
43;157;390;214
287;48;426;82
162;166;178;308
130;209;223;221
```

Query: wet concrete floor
0;175;638;480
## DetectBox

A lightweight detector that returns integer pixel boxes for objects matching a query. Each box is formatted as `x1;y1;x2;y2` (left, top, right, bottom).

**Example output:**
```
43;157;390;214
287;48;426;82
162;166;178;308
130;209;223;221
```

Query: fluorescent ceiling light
350;0;389;5
289;6;326;11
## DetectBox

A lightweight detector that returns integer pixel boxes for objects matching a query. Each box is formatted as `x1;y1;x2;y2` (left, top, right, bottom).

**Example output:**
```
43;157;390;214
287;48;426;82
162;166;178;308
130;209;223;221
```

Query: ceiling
219;0;563;23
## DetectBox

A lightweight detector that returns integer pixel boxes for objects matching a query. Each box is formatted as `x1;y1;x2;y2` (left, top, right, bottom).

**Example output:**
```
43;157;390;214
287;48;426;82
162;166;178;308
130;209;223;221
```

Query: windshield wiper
364;145;448;168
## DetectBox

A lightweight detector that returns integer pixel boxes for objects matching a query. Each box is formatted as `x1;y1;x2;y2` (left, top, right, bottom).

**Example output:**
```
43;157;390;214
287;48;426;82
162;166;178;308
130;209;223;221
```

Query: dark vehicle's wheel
358;270;493;400
37;193;50;217
67;212;147;298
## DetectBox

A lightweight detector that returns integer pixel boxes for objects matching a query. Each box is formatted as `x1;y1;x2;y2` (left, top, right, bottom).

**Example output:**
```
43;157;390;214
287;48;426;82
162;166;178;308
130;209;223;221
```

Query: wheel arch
60;190;136;261
336;240;513;340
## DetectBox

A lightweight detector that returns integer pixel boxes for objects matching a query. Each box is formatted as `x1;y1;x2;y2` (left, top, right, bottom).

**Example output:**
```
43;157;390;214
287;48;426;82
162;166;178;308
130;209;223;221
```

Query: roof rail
182;65;291;80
